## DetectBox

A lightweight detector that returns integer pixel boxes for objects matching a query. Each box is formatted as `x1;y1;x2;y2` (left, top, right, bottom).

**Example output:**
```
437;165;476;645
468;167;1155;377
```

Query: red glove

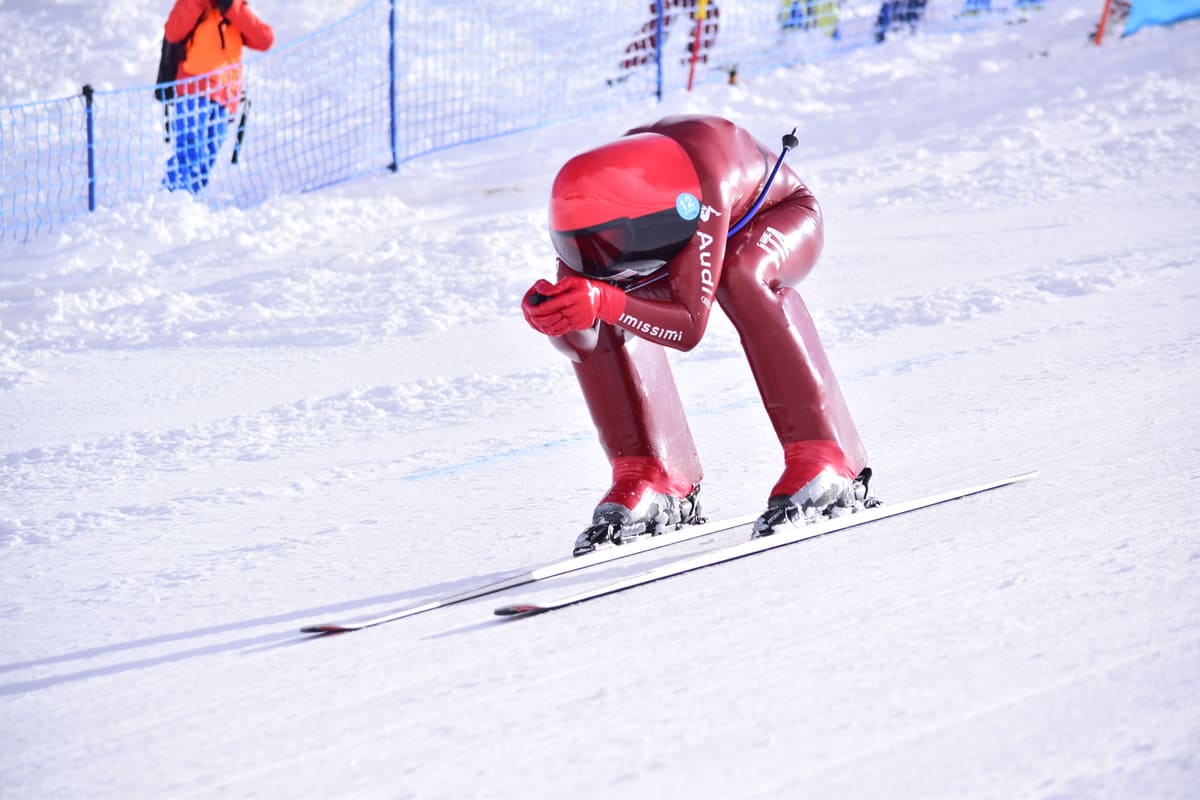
522;276;627;337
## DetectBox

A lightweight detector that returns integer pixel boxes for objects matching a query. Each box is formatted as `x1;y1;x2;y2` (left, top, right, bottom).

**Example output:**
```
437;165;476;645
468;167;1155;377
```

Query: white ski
494;471;1039;618
300;510;759;633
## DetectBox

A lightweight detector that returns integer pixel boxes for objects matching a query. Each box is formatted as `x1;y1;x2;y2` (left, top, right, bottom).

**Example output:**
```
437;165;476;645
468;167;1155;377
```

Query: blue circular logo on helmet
675;192;700;221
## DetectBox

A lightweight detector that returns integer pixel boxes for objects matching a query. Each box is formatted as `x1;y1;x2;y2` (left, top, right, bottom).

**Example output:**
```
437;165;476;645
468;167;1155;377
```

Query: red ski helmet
549;133;703;281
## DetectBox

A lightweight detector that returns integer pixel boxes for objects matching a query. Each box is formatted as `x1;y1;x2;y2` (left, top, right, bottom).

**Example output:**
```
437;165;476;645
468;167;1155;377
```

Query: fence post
654;0;665;101
388;0;399;171
82;84;96;212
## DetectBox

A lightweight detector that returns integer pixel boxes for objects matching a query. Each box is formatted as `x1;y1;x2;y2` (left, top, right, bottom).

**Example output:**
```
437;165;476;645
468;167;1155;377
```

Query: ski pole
231;96;250;165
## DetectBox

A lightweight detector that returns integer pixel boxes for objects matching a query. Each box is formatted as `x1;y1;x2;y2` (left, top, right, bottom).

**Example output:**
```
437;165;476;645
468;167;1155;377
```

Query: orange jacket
165;0;274;113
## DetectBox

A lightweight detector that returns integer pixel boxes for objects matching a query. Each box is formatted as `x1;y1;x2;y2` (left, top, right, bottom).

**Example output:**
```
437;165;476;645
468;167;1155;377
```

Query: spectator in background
780;0;840;38
875;0;928;42
162;0;274;193
618;0;721;73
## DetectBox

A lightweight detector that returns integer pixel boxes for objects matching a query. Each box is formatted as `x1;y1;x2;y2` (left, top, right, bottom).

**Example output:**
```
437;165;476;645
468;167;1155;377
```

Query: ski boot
573;484;704;557
752;467;876;538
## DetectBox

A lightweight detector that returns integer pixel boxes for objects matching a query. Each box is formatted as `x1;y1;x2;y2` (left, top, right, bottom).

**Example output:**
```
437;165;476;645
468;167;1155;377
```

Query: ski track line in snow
0;565;525;697
748;633;1200;798
817;241;1193;342
1;371;566;487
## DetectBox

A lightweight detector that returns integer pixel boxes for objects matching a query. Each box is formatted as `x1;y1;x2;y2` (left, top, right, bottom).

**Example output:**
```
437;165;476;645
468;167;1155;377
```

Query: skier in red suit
522;115;871;556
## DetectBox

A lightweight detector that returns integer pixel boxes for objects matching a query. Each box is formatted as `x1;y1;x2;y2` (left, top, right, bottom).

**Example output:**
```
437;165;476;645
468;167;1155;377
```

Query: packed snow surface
2;1;1198;798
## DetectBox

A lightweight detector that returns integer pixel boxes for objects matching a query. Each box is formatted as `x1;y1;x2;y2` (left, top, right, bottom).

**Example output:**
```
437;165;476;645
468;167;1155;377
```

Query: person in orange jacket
162;0;274;193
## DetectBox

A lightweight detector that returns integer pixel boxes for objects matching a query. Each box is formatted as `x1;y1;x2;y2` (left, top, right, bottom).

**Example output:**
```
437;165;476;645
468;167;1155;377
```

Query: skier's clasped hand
521;276;627;337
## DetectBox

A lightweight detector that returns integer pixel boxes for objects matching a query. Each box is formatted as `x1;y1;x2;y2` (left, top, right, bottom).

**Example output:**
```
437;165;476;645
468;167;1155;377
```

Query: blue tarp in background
1126;0;1200;34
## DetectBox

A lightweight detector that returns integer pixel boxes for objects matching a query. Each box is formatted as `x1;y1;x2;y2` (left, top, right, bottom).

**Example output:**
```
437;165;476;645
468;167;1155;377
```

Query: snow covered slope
2;3;1198;798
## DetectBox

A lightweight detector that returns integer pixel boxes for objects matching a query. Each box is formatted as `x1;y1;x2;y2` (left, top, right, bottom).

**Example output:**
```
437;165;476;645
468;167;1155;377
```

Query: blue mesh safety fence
2;96;92;244
0;0;1044;244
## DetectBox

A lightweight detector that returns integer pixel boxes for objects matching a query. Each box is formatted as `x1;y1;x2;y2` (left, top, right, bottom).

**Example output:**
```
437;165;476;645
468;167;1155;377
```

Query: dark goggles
551;207;699;280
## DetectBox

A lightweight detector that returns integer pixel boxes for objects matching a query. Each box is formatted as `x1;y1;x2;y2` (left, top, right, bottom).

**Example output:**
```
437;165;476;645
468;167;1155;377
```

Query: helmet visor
551;207;698;280
551;219;632;278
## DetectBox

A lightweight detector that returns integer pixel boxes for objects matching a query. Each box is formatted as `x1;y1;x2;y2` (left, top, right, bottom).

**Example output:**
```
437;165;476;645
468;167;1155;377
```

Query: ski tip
494;603;547;618
300;624;357;635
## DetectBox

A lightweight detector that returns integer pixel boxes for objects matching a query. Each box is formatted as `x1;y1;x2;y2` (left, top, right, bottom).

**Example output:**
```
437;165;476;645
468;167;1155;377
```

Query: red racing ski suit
541;115;867;508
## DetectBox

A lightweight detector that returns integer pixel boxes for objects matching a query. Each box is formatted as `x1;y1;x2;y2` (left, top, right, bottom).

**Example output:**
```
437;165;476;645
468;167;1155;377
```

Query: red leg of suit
716;189;868;496
550;323;703;507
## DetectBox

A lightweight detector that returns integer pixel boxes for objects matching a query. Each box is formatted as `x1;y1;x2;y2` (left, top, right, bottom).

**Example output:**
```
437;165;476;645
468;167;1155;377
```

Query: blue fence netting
0;0;1043;244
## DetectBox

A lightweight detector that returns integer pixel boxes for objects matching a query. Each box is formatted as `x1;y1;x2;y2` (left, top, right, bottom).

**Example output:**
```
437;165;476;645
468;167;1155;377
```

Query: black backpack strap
155;10;210;140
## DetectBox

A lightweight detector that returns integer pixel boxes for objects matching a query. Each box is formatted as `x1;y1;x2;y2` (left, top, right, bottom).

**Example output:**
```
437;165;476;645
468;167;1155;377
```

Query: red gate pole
1094;0;1115;44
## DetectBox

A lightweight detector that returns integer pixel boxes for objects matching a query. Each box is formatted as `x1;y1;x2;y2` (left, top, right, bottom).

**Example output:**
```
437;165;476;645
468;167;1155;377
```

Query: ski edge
493;604;548;618
299;511;760;634
494;470;1039;618
299;624;360;634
